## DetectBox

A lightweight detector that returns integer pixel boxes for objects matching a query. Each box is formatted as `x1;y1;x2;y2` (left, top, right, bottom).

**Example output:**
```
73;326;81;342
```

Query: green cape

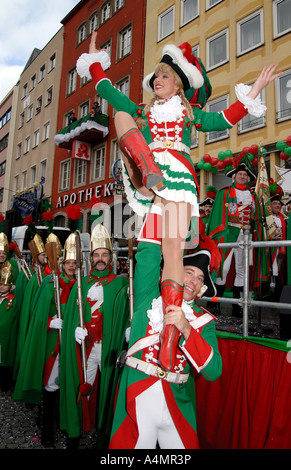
13;274;71;405
13;268;50;379
0;293;18;366
59;269;129;439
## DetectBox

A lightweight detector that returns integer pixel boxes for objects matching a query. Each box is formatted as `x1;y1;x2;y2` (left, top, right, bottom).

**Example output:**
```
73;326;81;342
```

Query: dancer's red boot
119;128;165;192
159;279;184;372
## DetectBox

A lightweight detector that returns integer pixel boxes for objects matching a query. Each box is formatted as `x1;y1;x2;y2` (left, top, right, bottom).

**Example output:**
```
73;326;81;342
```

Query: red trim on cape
109;376;157;448
162;380;199;448
42;337;60;386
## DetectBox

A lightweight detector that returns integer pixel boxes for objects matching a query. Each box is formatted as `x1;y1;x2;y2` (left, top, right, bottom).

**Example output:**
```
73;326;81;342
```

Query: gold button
156;367;167;379
164;141;173;149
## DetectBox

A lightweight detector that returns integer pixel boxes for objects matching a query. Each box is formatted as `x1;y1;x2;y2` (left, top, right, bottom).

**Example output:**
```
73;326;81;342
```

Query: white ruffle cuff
147;296;196;334
76;51;111;79
235;83;267;118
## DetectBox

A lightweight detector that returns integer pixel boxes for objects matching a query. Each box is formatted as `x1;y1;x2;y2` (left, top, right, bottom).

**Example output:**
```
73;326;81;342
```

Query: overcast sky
0;0;80;102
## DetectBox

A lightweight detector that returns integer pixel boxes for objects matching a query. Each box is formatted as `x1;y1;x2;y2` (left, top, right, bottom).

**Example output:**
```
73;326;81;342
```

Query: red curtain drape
195;337;291;449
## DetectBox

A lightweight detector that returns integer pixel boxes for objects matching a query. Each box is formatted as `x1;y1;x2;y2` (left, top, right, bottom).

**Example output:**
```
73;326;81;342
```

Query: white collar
150;95;184;123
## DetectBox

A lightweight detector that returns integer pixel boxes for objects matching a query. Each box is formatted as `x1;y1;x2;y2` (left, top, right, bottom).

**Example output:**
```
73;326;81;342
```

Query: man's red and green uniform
109;241;222;449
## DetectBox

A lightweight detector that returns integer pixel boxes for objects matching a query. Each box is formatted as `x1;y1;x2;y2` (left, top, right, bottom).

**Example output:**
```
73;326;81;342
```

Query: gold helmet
90;224;112;254
0;261;13;285
0;232;9;252
63;232;77;261
33;234;45;254
46;233;62;257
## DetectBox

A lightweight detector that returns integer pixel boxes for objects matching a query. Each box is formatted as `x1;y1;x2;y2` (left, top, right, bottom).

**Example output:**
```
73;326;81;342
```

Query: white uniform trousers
135;380;185;449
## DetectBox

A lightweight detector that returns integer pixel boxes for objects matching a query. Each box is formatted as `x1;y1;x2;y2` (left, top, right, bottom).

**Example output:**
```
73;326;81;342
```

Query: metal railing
21;232;291;338
201;231;291;337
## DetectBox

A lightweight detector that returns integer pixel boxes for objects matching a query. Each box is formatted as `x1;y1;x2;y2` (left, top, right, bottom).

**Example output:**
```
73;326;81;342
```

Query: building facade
144;0;291;198
0;86;19;218
51;0;147;239
5;27;64;231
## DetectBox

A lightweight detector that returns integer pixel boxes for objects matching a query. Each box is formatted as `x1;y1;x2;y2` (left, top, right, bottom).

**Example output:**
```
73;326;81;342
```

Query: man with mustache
60;224;129;449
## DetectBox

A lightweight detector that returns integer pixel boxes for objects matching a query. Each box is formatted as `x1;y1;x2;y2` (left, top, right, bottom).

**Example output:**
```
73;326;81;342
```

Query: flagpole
255;152;275;333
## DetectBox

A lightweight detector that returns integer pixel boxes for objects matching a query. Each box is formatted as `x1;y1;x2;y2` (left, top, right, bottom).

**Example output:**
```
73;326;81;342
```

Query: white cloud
0;0;80;101
0;64;23;100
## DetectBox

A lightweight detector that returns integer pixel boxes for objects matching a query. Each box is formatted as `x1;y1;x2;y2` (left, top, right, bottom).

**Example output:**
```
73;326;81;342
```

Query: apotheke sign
56;182;116;208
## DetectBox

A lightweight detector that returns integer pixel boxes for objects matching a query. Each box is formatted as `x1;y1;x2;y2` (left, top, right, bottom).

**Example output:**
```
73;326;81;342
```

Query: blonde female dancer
77;31;280;371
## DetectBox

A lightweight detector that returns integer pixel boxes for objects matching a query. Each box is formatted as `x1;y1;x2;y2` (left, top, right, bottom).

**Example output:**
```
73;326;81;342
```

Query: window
119;25;132;59
43;122;50;141
0;161;6;176
50;53;56;71
0;135;8;152
101;40;111;60
36;96;42;114
0;108;11;129
238;88;266;133
39;65;45;81
181;0;199;26
15;175;19;192
206;0;223;9
91;146;105;181
31;74;36;90
80;101;90;117
74;159;87;186
96;95;108;114
19;112;24;128
110;139;120;176
237;9;264;56
60;160;71;191
22;171;27;190
205;95;229;143
33;130;40;147
23;84;28;98
16;143;22;160
31;166;36;185
33;130;40;148
273;0;291;37
78;23;87;44
89;12;98;33
80;75;91;87
115;0;124;11
0;189;3;203
28;105;33;121
158;6;175;41
41;160;47;179
206;28;229;70
46;87;53;105
102;2;111;23
68;68;77;95
25;136;30;154
275;68;291;122
192;44;199;57
116;76;129;97
190;128;198;148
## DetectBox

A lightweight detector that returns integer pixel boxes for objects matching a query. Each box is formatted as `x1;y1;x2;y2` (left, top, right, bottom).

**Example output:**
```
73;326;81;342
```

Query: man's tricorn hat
269;179;284;205
183;249;216;298
226;153;256;179
199;186;217;207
